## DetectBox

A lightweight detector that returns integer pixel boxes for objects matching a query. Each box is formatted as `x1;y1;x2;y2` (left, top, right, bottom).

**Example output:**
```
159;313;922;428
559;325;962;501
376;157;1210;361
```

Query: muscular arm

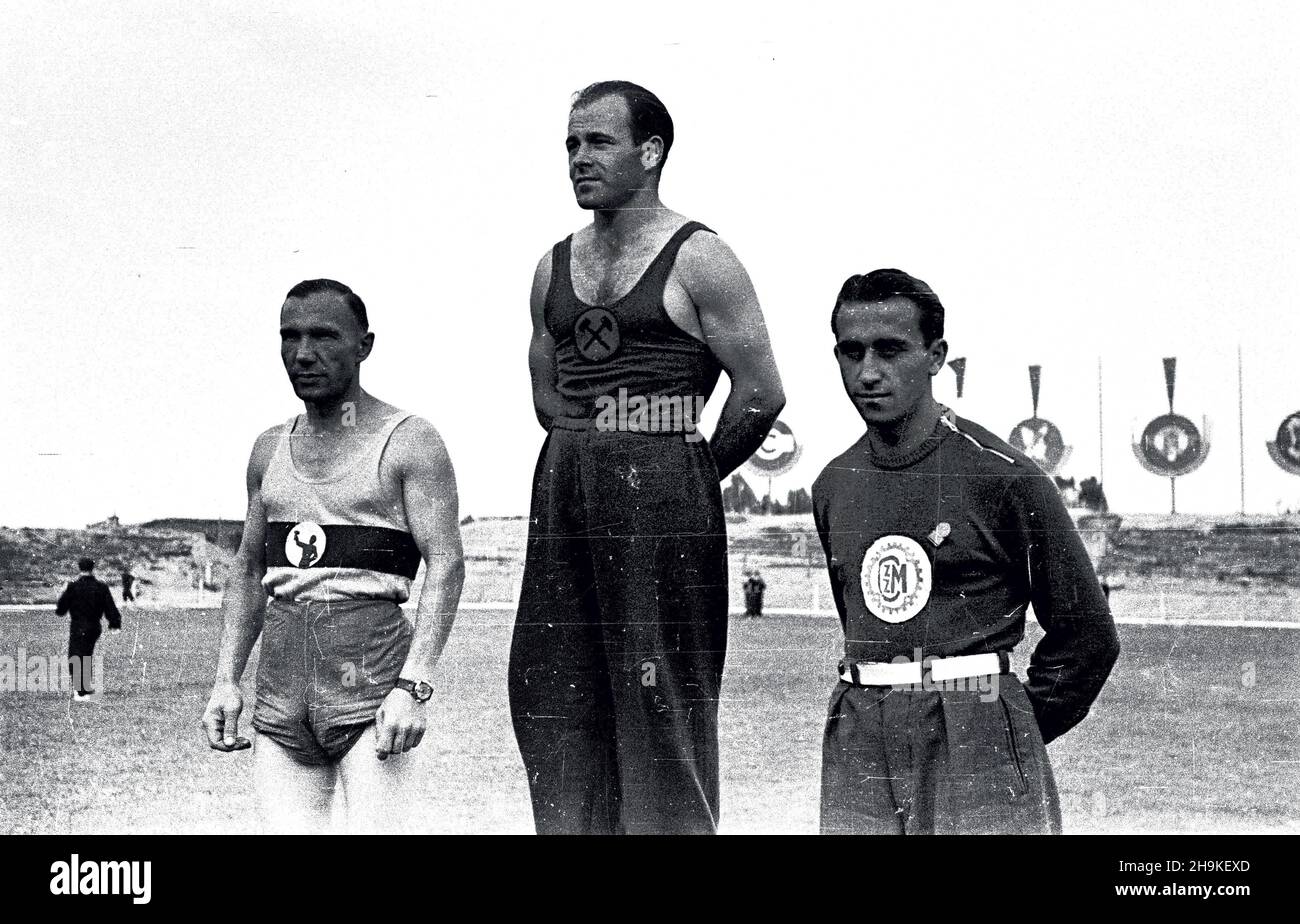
527;251;584;430
213;430;275;684
203;427;277;751
390;418;466;681
677;233;785;479
1010;472;1122;745
370;418;465;760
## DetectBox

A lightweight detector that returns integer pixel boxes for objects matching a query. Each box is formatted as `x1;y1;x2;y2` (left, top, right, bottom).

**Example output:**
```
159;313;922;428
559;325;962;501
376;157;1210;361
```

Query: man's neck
867;396;943;458
589;189;666;248
301;386;369;435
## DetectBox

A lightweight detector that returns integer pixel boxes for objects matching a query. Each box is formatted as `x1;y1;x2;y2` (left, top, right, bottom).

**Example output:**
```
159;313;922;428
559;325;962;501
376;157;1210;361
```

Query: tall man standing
55;557;120;700
509;81;785;834
813;269;1120;834
201;279;465;833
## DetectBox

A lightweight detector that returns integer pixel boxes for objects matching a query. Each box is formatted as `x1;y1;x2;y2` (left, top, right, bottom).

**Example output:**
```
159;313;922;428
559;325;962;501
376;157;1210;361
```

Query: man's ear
928;338;949;376
358;331;375;362
641;136;665;171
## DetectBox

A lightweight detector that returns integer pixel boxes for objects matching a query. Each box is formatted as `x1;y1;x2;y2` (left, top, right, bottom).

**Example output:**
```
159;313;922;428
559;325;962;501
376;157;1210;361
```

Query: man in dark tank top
509;80;786;834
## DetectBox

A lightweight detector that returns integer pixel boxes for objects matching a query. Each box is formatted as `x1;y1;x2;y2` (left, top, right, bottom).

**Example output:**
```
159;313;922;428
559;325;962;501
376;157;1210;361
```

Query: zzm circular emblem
574;307;620;362
860;535;932;624
286;521;326;569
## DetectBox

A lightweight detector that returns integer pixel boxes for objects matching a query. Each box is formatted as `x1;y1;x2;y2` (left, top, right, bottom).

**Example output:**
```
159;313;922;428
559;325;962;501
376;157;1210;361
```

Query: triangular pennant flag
949;357;966;398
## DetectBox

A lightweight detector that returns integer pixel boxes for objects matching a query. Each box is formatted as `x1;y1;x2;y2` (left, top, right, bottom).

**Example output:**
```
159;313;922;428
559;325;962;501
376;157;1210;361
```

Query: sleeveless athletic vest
260;411;421;603
546;221;723;416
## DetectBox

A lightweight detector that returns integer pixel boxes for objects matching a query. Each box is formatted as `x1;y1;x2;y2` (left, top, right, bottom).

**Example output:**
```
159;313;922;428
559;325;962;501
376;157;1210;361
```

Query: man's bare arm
202;427;276;750
393;418;465;680
678;233;786;479
527;252;584;430
370;417;465;760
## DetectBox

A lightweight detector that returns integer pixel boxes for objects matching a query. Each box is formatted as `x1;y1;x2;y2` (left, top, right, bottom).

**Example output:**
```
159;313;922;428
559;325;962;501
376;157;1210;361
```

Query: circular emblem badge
746;419;802;477
1277;412;1300;466
286;521;326;569
860;535;932;624
1139;413;1205;475
1008;416;1066;474
574;307;620;362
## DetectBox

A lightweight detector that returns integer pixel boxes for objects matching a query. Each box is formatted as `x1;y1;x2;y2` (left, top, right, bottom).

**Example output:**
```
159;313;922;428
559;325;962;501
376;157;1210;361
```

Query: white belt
839;652;1006;686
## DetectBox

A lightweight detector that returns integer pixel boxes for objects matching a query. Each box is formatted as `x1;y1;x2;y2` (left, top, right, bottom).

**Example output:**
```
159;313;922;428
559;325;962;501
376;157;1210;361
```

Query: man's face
833;297;947;428
279;292;371;403
566;95;654;210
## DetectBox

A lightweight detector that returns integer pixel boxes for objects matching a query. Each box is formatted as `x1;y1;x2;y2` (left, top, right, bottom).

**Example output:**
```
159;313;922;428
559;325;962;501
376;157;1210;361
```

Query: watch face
414;682;433;702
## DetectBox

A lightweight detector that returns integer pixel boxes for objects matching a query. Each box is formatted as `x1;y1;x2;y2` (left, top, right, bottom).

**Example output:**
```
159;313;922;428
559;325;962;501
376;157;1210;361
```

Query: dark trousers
508;425;729;834
820;673;1062;834
67;621;101;695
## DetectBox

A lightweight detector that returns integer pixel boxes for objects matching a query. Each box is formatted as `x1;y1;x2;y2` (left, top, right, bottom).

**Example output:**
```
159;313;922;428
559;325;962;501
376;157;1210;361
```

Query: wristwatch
394;678;433;703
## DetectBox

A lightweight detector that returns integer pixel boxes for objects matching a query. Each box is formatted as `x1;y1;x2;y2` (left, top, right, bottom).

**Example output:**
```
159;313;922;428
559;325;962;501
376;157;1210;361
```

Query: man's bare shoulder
248;424;285;478
387;415;453;472
673;226;755;302
676;227;741;273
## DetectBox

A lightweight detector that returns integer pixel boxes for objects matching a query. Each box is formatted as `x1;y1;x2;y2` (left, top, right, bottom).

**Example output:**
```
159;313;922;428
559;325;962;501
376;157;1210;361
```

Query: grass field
2;598;1297;835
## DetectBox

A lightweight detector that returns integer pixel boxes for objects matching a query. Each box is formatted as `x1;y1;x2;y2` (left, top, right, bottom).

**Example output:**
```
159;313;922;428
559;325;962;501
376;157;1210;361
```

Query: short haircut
284;279;368;333
78;557;95;572
572;80;674;166
832;268;945;345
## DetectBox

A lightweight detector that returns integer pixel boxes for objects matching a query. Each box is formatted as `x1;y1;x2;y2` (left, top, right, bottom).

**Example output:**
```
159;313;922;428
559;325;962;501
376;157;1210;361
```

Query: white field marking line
6;602;1294;629
409;602;1300;628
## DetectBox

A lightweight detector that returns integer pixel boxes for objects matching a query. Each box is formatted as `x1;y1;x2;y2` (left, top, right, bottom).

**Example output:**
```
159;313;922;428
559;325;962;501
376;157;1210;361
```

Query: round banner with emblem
745;419;802;477
1135;413;1207;476
1267;411;1300;475
1007;416;1068;474
859;534;932;624
285;521;326;569
573;307;620;362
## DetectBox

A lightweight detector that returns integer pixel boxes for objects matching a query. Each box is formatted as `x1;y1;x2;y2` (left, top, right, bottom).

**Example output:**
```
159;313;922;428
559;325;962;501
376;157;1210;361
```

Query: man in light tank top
201;279;465;833
509;81;786;834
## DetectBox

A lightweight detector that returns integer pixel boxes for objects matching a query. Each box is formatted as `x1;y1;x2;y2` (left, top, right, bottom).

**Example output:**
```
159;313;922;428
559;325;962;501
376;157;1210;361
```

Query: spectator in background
121;566;135;603
743;571;767;617
55;557;121;701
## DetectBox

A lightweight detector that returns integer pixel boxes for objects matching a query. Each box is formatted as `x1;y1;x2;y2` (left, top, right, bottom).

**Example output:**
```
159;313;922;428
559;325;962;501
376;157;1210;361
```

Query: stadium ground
2;601;1296;835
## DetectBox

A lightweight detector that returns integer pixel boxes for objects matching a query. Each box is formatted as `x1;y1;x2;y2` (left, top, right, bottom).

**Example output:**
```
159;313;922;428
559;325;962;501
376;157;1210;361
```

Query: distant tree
724;475;761;514
787;487;812;515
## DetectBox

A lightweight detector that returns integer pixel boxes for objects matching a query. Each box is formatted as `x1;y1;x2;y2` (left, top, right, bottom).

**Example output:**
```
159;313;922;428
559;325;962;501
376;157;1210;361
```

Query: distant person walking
121;567;135;603
55;557;121;700
743;571;767;617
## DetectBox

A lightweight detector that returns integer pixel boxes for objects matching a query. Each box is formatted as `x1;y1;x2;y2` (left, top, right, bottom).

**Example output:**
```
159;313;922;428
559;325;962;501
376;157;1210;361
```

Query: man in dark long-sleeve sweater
813;269;1120;834
55;557;121;699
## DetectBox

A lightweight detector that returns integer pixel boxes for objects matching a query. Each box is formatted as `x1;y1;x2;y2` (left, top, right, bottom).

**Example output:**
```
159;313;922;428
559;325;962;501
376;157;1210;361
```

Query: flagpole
1238;344;1246;514
1097;357;1104;486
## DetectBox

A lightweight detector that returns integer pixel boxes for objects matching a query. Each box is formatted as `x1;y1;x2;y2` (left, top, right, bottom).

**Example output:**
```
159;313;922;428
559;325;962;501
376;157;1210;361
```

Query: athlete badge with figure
287;521;325;568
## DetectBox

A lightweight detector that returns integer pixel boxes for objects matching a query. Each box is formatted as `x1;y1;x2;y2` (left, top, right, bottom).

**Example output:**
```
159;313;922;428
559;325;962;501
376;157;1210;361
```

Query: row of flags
950;357;1300;479
747;360;1300;493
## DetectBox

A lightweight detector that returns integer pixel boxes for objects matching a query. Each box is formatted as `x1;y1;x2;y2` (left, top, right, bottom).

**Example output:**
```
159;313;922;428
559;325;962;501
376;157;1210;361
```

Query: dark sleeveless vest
545;221;723;416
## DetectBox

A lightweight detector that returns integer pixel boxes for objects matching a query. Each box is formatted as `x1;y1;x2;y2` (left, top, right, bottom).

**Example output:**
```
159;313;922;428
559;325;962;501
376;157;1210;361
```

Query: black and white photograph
1;0;1295;872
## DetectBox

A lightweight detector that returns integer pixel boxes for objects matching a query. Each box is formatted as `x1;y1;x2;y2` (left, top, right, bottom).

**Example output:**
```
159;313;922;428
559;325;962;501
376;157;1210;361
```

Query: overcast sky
3;1;1298;527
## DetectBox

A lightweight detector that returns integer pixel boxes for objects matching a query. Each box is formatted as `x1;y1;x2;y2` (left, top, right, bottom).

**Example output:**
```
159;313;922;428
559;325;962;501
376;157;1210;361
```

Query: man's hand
202;681;249;752
373;688;426;761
